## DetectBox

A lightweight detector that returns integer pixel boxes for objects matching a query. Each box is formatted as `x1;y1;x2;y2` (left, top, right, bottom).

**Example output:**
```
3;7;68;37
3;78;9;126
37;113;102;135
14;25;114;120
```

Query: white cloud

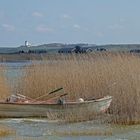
73;24;81;29
32;12;44;18
2;24;15;31
109;24;124;30
61;14;71;19
73;24;89;32
36;25;54;33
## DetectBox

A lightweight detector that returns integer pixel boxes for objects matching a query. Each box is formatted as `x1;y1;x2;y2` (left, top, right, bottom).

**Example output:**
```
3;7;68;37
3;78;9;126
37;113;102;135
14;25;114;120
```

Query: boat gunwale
0;96;112;106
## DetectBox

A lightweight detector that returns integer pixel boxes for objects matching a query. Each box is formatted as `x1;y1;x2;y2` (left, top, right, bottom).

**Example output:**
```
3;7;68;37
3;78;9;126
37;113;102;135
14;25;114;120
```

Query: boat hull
0;96;112;118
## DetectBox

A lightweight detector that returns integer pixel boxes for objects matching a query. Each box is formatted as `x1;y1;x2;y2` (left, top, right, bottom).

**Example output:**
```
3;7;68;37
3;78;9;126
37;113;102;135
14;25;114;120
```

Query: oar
31;87;63;102
39;93;68;103
16;93;33;100
60;93;68;97
48;87;63;95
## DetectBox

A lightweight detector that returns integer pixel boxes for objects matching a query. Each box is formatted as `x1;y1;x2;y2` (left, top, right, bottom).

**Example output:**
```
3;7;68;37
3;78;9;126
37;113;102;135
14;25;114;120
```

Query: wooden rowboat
0;95;112;118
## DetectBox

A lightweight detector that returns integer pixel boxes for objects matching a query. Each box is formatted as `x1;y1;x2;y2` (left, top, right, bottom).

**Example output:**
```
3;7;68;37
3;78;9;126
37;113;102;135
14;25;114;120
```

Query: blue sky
0;0;140;47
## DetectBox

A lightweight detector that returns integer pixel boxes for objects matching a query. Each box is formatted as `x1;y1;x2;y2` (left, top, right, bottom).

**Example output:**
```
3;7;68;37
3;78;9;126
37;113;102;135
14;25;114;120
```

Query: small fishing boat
0;88;112;118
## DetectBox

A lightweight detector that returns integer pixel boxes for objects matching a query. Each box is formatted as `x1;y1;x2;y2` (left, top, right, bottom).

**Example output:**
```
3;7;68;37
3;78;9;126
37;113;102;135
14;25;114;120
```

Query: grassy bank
17;53;140;124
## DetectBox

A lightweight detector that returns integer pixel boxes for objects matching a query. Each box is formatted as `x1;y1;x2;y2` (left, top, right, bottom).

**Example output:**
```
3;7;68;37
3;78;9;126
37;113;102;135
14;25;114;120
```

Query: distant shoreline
0;43;140;62
1;43;140;54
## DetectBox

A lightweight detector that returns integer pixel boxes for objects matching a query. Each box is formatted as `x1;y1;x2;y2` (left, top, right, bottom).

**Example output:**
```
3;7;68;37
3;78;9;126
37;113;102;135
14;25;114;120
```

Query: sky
1;0;140;47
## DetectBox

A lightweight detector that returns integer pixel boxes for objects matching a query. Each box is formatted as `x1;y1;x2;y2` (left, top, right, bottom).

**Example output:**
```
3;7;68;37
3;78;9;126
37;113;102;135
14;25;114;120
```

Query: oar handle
48;87;63;95
60;93;68;97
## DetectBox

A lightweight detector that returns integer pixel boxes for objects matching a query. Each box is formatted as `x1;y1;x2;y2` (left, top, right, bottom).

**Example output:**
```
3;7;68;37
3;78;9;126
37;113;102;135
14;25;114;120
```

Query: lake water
0;62;140;140
0;118;139;140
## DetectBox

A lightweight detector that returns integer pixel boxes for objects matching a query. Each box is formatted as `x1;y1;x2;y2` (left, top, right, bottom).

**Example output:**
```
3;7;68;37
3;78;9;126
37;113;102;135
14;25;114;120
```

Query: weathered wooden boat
0;95;112;118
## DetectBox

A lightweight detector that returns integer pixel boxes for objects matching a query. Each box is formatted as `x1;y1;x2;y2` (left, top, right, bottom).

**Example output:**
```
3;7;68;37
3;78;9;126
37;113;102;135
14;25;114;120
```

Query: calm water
0;118;139;140
0;62;140;140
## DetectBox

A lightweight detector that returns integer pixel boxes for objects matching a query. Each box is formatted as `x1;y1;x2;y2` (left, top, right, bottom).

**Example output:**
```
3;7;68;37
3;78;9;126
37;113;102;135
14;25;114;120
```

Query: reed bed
0;66;10;100
17;53;140;124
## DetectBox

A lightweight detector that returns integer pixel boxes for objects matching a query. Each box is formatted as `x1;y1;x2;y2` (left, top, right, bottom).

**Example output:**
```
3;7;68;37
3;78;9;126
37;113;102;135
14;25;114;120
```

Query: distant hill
0;43;94;54
1;43;140;54
0;43;63;54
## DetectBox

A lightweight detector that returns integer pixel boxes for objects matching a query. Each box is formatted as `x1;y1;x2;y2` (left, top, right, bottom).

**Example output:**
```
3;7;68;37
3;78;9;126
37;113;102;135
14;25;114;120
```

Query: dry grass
0;66;10;100
17;53;140;124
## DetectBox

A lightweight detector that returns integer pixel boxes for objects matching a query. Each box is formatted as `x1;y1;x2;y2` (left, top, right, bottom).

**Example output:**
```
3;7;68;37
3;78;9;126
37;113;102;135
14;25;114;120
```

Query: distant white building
25;41;31;47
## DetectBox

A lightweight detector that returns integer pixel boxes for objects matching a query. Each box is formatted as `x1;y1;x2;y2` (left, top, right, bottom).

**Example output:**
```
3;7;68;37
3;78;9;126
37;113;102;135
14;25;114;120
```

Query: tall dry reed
0;66;10;100
17;53;140;124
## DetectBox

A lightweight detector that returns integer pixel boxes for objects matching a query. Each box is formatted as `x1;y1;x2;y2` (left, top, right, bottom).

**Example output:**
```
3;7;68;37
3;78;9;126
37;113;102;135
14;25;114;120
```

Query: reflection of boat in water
0;88;112;118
